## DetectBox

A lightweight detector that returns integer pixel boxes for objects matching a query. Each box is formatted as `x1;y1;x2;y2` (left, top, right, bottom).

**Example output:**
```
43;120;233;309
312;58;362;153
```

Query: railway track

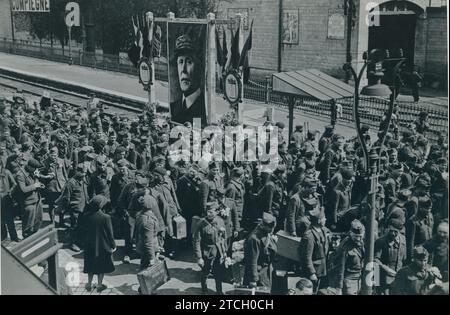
0;73;146;118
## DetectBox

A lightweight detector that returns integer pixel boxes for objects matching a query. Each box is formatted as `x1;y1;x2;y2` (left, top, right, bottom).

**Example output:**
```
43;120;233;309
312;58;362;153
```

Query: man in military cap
152;166;181;258
41;146;69;224
170;33;206;125
430;157;448;222
15;158;44;238
275;122;286;145
88;157;110;201
225;167;246;225
290;125;305;148
382;188;411;232
318;125;334;155
406;196;434;261
1;152;19;242
286;178;318;236
243;212;278;288
328;219;365;295
414;111;430;135
199;162;224;215
58;163;90;251
135;195;161;270
392;246;442;295
375;218;408;294
327;167;353;231
257;165;287;230
383;163;403;209
299;206;329;291
424;220;448;282
216;188;239;251
193;201;227;294
318;134;345;186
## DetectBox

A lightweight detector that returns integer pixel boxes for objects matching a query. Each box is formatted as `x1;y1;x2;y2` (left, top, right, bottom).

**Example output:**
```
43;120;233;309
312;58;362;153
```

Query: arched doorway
368;1;424;66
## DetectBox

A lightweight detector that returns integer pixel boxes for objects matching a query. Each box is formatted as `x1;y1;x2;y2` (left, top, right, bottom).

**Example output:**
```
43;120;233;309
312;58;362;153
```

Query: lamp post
343;49;406;295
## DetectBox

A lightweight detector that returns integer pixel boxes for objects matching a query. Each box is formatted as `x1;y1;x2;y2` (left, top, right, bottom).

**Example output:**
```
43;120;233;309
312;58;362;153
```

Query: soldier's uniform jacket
135;147;152;171
59;176;89;213
14;167;41;207
42;157;69;194
318;148;344;183
176;174;202;218
328;236;365;289
135;210;160;261
257;177;285;218
383;176;401;207
398;144;416;163
244;228;278;284
328;182;352;226
406;213;434;260
225;178;245;218
155;180;180;218
104;141;119;158
193;216;226;261
300;226;330;278
116;181;136;216
285;192;304;234
391;264;434;295
0;168;16;198
290;131;304;148
219;197;240;238
199;174;224;214
318;135;332;154
109;172;134;209
423;237;448;281
374;234;407;286
384;201;407;227
88;170;110;200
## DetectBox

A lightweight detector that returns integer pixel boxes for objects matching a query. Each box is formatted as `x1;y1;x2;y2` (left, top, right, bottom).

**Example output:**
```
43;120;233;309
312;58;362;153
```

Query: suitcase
173;215;187;239
275;230;302;262
137;259;171;295
271;270;288;295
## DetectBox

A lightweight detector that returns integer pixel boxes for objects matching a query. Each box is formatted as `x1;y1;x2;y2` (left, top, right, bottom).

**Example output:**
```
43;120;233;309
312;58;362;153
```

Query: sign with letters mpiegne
12;0;50;12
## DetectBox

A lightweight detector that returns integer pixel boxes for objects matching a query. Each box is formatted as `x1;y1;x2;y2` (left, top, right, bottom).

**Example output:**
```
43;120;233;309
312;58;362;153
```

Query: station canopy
272;69;354;101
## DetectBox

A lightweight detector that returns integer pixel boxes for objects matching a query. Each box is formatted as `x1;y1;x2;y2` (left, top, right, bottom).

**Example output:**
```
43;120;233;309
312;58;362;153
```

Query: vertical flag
127;15;141;68
229;23;240;70
239;20;253;83
222;27;228;70
215;27;224;67
238;20;253;67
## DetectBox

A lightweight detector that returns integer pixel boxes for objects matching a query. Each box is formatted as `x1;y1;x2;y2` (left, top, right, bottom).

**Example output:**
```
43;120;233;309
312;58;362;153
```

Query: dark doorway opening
369;13;417;86
369;14;416;64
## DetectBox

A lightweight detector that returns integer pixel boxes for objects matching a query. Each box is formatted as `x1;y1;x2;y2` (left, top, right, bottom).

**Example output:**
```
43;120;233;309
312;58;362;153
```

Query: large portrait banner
168;22;208;126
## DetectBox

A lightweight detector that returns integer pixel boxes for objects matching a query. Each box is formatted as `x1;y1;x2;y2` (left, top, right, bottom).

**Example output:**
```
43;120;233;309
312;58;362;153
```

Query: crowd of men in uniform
0;90;448;295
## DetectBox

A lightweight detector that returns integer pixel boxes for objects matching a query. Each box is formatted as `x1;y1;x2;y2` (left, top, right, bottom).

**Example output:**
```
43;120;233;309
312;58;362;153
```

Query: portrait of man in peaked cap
169;23;207;126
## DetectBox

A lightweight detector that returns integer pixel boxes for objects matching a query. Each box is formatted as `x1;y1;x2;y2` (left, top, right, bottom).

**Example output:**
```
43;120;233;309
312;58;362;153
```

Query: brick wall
217;0;280;73
280;0;347;77
217;0;355;79
0;0;13;39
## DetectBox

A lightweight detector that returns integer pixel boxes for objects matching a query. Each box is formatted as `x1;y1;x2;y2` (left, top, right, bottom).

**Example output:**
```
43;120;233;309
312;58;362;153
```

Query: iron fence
0;39;447;140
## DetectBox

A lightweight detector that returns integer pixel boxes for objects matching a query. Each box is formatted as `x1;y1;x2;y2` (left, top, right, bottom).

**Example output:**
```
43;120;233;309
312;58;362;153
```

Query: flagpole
207;13;216;125
146;12;156;108
236;13;244;124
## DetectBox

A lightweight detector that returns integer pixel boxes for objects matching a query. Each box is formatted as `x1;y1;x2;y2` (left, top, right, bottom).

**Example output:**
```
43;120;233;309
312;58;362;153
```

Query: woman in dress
80;195;116;292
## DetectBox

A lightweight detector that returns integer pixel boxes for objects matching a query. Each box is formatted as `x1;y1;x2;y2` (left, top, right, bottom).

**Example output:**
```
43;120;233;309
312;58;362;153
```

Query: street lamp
343;49;405;295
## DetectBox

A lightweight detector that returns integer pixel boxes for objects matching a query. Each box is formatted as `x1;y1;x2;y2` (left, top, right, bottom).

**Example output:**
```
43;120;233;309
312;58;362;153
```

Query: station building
217;0;447;87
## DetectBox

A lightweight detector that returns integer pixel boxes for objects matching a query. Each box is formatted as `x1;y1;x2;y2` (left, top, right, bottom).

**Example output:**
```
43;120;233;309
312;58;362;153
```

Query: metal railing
1;38;447;140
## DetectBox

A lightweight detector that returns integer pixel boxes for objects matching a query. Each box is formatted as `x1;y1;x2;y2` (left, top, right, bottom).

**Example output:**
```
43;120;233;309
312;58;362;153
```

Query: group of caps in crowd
0;90;448;295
